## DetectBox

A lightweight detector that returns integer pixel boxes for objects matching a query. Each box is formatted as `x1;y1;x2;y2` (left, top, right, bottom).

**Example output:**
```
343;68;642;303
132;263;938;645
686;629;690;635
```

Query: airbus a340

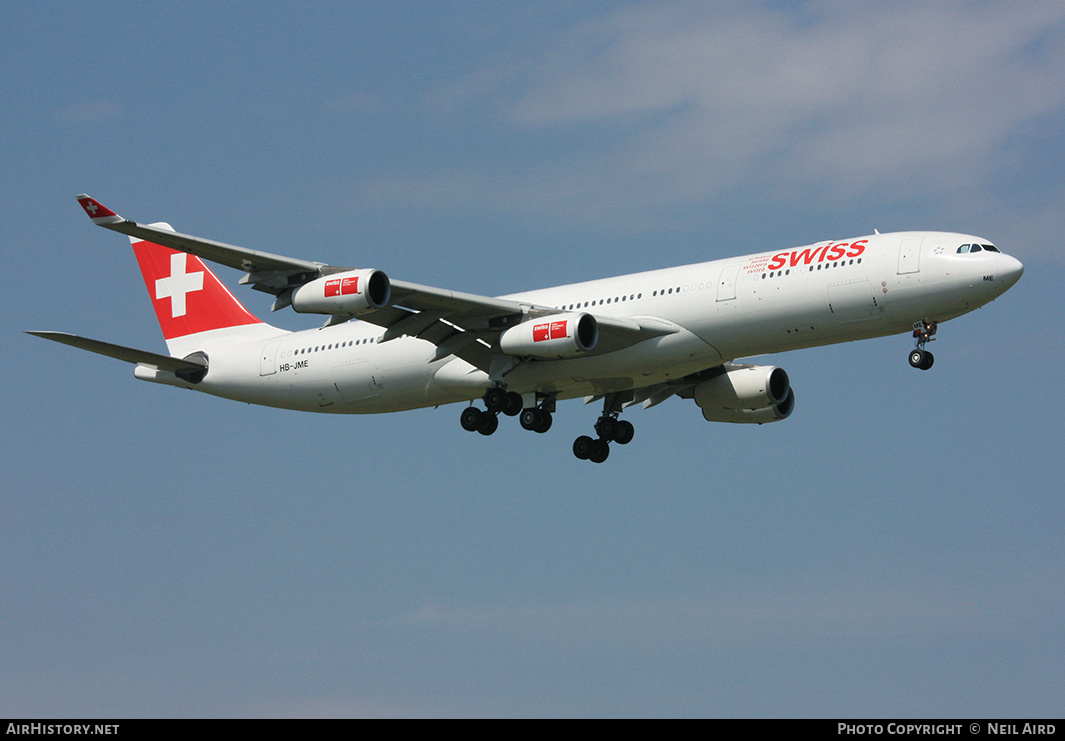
30;195;1023;463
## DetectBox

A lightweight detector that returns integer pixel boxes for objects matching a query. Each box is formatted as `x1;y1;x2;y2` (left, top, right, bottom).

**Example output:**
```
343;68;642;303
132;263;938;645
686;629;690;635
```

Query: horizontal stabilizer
26;331;207;373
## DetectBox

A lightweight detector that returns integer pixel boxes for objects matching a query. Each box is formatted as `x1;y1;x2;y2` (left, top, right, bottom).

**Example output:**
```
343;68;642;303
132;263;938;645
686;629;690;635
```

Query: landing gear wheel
460;406;483;432
477;411;499;436
484;388;506;414
594;416;619;442
588;439;610;463
535;410;552;433
613;420;635;445
573;435;594;460
502;391;523;417
520;409;538;431
520;408;552;433
909;349;934;370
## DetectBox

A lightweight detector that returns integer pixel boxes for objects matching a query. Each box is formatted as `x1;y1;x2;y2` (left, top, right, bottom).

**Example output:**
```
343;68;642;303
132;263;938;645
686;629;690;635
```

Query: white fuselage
155;231;1022;413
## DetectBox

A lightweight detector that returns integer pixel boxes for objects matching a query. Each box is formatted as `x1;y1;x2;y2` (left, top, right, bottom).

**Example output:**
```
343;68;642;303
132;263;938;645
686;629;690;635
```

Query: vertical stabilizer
129;225;266;354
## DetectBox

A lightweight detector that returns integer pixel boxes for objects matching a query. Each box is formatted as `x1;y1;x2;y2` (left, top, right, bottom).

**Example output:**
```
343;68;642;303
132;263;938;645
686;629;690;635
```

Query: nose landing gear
909;320;937;370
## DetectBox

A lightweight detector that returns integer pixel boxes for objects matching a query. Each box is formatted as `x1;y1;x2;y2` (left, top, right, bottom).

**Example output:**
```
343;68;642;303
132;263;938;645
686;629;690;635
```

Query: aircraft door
716;264;741;302
259;339;281;376
897;237;923;275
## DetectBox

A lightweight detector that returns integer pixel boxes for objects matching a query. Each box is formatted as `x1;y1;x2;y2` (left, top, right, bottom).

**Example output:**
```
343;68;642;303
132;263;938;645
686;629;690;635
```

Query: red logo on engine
325;276;359;297
533;320;568;342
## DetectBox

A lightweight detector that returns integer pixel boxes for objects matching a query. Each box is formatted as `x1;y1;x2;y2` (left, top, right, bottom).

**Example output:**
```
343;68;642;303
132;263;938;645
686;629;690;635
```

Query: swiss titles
766;240;867;271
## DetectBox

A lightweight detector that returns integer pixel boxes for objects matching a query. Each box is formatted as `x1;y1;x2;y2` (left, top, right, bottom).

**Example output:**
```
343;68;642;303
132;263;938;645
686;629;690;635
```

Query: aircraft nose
999;253;1024;289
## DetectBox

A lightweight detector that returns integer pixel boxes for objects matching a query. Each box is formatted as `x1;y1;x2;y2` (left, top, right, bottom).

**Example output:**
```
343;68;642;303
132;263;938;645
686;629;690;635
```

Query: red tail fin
130;225;262;341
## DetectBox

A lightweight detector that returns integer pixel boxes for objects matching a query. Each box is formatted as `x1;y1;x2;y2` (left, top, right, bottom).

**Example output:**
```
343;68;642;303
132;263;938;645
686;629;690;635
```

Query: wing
76;195;326;291
76;195;675;371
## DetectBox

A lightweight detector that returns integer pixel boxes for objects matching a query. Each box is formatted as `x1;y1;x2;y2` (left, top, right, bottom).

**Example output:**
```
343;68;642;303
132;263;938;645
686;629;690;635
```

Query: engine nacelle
499;313;599;359
291;269;391;315
694;364;794;424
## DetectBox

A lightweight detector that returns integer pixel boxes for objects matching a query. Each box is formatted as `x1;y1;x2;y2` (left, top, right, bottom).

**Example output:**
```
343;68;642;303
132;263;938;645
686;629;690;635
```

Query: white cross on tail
155;252;204;318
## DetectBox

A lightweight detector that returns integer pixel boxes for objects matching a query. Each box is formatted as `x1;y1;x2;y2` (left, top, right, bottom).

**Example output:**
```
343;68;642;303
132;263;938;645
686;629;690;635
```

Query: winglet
76;194;124;226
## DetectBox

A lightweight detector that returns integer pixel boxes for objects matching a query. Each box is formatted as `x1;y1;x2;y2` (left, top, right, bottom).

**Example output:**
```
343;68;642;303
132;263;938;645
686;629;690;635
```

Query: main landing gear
459;388;552;436
909;320;937;370
459;387;635;464
572;394;635;464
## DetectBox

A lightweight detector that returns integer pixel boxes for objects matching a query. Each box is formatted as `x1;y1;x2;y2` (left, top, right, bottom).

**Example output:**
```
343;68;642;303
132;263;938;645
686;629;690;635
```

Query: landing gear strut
573;393;634;464
909;320;937;370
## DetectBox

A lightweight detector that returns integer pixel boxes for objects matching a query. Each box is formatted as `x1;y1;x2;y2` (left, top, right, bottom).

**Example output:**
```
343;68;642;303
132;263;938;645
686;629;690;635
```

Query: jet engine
499;313;598;359
693;364;795;424
291;269;391;315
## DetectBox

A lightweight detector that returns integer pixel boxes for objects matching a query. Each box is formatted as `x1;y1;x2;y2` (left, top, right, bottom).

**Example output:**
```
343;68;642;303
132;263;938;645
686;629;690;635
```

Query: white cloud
360;1;1065;230
501;1;1065;194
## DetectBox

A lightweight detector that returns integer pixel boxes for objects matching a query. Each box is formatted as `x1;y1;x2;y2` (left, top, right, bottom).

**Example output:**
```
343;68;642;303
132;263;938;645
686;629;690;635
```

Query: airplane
29;195;1024;463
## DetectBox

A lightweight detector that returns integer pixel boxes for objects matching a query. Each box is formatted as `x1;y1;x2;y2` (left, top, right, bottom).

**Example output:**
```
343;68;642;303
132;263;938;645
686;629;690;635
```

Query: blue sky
2;1;1063;717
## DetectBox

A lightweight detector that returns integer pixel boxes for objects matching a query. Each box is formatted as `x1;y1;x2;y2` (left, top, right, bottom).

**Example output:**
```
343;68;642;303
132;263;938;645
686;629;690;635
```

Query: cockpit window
958;243;1001;254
